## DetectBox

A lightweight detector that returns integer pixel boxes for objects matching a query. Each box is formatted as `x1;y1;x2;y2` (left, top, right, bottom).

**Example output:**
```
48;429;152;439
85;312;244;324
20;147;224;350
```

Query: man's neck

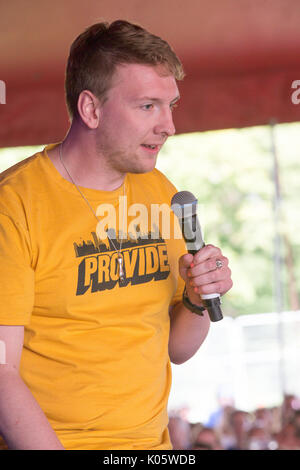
48;121;125;191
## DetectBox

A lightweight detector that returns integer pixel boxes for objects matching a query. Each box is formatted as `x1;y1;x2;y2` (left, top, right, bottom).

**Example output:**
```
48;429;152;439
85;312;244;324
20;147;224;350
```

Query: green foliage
157;123;300;316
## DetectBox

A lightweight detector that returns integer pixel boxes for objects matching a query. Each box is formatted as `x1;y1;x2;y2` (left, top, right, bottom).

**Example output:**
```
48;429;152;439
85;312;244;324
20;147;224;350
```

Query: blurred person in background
269;406;282;435
191;426;223;450
245;425;278;450
190;422;205;444
206;386;235;429
276;409;300;450
281;394;300;428
213;406;238;450
253;407;277;438
225;409;253;450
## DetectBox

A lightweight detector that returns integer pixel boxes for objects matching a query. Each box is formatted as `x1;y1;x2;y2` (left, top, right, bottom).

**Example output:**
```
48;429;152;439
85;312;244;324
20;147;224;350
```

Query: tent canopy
1;0;300;147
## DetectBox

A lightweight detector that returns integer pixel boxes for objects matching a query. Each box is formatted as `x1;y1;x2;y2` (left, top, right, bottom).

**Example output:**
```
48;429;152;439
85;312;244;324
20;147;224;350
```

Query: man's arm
0;325;64;450
168;244;233;365
168;301;211;365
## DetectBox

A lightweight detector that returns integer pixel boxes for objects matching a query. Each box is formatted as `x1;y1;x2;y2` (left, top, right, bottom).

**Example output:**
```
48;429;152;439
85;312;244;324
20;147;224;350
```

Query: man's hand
179;244;233;306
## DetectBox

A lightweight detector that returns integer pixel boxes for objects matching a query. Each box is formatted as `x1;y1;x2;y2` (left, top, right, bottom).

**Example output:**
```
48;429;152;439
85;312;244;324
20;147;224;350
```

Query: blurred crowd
168;394;300;450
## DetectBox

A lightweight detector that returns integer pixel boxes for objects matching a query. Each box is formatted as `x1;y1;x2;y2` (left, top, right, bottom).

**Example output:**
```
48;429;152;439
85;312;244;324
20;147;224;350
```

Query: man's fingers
180;253;194;269
193;244;222;264
178;253;195;283
179;247;233;297
195;278;233;296
189;266;232;287
188;255;229;277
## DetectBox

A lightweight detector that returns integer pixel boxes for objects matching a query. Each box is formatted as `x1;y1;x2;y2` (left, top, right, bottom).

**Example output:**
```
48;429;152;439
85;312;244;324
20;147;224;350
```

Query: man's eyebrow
135;95;180;103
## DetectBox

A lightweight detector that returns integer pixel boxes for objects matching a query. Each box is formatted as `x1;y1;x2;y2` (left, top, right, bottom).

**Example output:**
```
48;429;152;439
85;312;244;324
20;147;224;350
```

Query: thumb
179;253;194;282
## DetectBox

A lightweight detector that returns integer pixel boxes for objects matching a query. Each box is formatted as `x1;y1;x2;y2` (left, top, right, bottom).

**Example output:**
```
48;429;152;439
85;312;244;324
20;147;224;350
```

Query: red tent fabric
1;0;300;147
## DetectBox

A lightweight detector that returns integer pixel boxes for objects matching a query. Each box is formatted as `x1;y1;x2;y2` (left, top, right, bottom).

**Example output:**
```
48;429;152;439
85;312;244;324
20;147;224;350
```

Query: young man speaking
0;20;232;450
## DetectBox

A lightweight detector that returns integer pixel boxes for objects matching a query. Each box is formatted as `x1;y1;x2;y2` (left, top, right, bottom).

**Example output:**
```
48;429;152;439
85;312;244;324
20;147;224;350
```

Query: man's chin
127;167;155;175
128;157;158;174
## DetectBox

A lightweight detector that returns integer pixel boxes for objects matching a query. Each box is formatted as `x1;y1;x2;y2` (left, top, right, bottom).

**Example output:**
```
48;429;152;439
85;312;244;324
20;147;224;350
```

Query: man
0;20;232;450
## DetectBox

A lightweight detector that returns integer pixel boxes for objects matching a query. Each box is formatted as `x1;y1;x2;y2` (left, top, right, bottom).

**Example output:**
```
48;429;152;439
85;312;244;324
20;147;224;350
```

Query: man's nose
154;108;176;137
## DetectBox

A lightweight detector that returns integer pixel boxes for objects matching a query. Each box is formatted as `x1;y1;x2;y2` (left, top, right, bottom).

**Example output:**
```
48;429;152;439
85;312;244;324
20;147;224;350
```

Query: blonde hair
65;20;185;119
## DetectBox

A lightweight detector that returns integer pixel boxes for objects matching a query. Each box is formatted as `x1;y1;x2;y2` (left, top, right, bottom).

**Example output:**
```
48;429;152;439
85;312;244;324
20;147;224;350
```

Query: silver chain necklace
59;143;126;281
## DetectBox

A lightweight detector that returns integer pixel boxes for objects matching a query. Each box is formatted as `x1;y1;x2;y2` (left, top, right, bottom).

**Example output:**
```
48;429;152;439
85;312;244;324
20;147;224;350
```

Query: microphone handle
181;219;223;322
200;294;223;322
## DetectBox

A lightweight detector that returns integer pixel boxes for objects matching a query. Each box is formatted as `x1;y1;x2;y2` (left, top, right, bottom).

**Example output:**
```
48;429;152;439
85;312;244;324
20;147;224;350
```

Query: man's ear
77;90;101;129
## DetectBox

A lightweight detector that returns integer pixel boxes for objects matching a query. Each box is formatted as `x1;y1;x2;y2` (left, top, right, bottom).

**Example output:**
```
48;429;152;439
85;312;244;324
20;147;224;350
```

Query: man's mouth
141;144;162;153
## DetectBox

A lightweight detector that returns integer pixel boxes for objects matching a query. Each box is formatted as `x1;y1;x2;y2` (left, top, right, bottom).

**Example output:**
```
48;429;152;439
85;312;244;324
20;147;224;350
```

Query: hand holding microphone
171;191;232;322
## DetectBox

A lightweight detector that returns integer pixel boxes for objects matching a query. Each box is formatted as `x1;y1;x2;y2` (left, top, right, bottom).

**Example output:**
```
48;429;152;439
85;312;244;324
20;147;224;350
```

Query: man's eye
142;104;154;111
170;103;178;111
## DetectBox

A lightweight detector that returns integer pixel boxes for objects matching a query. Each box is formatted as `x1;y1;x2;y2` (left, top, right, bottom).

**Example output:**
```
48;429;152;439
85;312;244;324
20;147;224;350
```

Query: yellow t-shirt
0;143;186;450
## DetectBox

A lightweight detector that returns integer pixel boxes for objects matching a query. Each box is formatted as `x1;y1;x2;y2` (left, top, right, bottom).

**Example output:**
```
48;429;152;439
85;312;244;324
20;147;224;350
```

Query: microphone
171;191;223;322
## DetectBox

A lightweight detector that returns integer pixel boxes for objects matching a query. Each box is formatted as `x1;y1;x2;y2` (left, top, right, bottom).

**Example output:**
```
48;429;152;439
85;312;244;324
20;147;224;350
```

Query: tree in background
157;123;300;316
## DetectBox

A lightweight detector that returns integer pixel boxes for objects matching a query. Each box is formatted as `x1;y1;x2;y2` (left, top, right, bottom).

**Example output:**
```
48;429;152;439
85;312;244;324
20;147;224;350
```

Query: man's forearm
168;301;210;365
169;243;233;365
0;366;64;450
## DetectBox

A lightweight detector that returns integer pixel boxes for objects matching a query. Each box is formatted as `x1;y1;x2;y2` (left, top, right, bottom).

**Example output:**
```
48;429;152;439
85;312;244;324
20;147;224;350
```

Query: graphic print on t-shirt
74;228;170;295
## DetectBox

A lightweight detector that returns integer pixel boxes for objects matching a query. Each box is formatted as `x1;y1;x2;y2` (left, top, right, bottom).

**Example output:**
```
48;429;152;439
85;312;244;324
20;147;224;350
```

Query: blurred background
1;0;300;450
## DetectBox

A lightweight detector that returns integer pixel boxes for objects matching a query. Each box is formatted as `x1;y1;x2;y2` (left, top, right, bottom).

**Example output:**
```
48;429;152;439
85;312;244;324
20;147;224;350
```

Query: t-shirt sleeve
0;213;34;325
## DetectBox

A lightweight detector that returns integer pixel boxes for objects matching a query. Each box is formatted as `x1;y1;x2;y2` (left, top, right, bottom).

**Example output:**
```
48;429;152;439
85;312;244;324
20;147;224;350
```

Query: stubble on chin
96;140;157;175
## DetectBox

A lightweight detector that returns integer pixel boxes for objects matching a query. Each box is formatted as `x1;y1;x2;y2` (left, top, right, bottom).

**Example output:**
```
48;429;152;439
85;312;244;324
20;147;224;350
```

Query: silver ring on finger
216;259;223;269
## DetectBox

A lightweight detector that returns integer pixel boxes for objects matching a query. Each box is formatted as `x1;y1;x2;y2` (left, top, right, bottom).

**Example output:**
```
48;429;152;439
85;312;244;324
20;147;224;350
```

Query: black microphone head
171;191;198;219
171;191;197;206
